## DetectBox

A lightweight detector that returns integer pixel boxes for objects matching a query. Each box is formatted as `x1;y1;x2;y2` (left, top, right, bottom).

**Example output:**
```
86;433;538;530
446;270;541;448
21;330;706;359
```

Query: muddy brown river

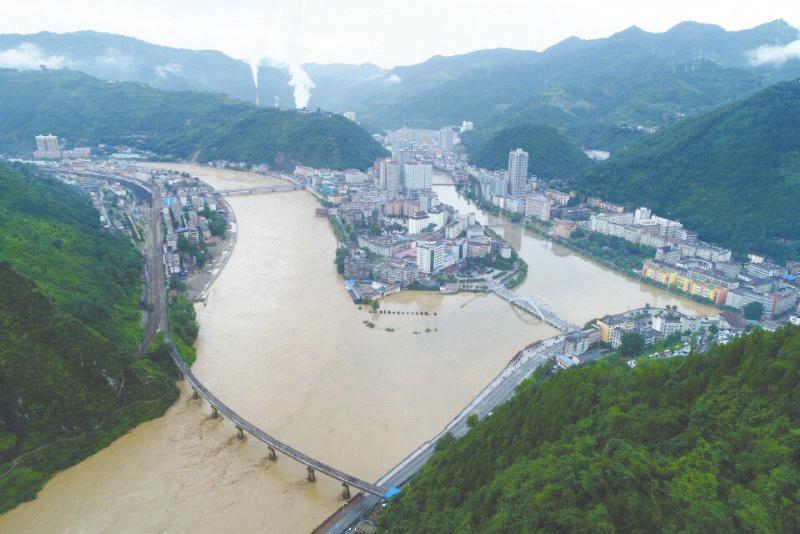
0;165;714;533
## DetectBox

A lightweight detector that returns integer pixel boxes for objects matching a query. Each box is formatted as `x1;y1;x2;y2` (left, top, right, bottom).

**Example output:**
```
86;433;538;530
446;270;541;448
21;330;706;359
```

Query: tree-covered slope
573;79;800;260
339;20;799;142
0;30;256;102
0;163;178;511
0;69;387;170
380;326;800;532
464;123;591;179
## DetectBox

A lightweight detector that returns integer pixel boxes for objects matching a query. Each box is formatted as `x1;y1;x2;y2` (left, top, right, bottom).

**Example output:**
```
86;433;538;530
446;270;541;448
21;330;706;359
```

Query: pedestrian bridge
490;284;580;332
217;184;305;196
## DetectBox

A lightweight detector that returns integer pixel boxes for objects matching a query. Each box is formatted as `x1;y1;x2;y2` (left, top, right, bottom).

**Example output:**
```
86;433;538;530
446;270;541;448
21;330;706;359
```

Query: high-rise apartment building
34;134;61;159
417;240;445;274
507;148;529;195
439;127;454;153
379;158;403;194
403;163;433;192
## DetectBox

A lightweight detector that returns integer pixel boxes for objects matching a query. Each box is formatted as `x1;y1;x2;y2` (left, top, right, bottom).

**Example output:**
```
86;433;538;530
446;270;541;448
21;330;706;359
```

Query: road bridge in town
490;283;580;332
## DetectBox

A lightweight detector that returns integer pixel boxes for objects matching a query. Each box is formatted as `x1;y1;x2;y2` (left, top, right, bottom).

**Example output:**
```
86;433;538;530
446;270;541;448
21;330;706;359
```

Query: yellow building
595;316;635;343
642;262;728;305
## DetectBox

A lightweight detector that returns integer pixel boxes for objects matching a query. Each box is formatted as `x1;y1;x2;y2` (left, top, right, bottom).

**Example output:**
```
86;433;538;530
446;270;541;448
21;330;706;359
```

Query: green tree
379;326;800;533
619;332;646;357
369;220;381;236
334;247;349;274
743;301;764;321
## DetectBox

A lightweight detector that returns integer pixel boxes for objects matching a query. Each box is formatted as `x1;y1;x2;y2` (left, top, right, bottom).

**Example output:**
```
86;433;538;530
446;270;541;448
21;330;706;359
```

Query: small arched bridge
490;283;580;333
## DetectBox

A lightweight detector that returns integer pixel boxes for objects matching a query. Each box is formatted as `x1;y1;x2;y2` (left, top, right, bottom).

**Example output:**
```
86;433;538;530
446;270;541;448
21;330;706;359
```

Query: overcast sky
3;0;799;68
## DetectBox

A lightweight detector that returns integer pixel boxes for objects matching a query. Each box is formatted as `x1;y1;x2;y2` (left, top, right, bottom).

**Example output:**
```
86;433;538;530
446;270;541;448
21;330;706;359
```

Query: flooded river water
0;166;714;533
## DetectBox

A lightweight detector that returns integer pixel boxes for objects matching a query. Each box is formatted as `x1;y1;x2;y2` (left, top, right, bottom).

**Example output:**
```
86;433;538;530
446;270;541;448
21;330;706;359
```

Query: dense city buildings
298;122;799;325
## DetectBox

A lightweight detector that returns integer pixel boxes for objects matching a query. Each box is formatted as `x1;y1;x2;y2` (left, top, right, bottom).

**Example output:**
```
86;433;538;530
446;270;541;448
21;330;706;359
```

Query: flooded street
0;166;713;533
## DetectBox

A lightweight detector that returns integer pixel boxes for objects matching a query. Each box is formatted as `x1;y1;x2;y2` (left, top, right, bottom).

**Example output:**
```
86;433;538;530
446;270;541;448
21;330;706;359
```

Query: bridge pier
192;388;199;400
211;406;218;419
236;426;245;440
307;466;316;483
341;483;351;500
267;445;277;461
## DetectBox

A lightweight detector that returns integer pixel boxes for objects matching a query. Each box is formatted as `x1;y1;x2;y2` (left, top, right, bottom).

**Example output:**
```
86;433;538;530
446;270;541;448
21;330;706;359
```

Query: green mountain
573;79;800;260
302;62;385;112
464;123;591;180
380;326;800;532
256;63;295;109
0;30;256;102
0;163;178;511
321;20;799;150
0;69;387;170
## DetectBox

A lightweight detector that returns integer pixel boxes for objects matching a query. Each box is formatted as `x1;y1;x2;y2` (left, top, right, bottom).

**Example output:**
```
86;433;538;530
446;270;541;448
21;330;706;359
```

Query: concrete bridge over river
163;325;386;498
216;183;305;196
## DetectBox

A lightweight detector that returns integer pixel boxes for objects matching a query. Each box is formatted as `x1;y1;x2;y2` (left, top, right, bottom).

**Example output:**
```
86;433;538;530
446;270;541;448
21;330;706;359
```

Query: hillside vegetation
337;21;799;151
464;123;591;180
0;30;256;102
0;69;387;170
573;79;800;260
380;326;800;532
0;163;178;511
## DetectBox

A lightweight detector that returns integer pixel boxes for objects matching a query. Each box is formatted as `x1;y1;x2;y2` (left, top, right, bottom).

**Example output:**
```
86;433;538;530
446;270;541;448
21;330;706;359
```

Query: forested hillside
573;79;800;261
0;30;256;102
337;20;799;150
464;123;591;179
0;69;387;170
380;326;800;532
0;163;178;511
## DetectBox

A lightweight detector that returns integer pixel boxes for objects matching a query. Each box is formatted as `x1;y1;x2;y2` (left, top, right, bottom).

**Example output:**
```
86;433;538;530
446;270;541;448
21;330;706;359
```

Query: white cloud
96;47;135;71
154;61;183;78
0;42;66;69
748;40;800;66
386;73;401;84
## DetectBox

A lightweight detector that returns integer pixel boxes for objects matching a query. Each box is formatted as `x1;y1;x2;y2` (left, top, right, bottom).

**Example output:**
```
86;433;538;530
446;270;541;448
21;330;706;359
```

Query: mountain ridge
572;79;800;260
0;69;387;170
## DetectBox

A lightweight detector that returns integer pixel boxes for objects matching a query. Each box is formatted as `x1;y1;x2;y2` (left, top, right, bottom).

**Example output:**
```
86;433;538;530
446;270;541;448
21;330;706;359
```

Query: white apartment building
525;193;551;221
403;163;433;191
507;148;529;195
417;240;445;274
34;134;61;159
427;207;448;229
407;213;431;235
